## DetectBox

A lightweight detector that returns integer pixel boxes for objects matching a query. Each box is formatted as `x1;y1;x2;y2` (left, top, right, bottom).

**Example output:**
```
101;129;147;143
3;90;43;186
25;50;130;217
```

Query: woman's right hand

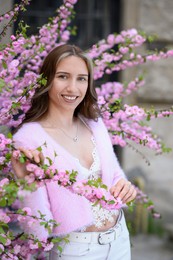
11;148;44;179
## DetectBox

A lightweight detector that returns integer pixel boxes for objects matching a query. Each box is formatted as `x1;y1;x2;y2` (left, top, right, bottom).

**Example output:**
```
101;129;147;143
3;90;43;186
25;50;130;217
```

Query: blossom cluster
0;0;77;127
97;94;173;153
12;146;123;210
135;187;161;219
0;0;31;40
0;142;123;258
0;0;172;152
0;0;173;258
0;207;58;259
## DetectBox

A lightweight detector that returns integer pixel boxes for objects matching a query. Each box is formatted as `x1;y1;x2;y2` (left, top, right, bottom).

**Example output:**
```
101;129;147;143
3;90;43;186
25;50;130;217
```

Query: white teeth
63;96;77;100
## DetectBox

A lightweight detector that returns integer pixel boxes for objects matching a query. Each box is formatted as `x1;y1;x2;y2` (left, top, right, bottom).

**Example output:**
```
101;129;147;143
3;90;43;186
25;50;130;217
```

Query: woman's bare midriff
84;213;119;232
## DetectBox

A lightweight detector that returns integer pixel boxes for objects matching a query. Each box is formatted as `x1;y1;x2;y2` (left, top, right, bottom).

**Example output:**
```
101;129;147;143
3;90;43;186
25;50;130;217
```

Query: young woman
12;44;136;260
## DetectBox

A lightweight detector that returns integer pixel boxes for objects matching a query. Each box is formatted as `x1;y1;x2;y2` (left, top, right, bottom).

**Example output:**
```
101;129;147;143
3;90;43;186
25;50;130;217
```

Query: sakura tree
0;0;173;258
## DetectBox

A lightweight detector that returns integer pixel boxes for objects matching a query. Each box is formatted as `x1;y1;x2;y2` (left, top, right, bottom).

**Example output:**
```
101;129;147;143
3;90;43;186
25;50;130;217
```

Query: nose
66;78;76;92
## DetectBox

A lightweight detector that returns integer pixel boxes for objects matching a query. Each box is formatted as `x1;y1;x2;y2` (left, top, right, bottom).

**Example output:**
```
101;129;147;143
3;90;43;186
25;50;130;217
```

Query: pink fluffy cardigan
13;117;126;240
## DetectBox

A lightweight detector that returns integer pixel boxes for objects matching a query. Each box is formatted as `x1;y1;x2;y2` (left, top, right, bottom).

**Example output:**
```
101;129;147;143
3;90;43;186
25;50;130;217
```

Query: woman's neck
41;108;76;129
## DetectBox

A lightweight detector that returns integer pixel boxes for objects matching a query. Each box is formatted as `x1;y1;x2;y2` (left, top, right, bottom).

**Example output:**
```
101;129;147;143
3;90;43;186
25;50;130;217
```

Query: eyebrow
56;71;89;77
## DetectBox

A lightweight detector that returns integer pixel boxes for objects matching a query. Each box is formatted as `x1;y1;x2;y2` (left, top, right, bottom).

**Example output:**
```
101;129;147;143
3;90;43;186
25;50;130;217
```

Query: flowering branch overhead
0;0;173;258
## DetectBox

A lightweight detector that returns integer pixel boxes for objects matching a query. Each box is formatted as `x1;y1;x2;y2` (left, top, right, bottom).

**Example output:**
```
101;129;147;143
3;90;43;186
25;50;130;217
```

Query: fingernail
28;152;33;158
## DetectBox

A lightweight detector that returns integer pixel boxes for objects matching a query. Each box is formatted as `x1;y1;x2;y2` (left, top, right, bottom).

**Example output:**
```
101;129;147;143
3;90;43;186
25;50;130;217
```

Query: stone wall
121;0;173;223
0;1;13;44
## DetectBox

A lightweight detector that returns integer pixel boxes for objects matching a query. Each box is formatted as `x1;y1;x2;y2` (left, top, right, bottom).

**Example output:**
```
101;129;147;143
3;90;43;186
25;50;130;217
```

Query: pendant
73;136;78;142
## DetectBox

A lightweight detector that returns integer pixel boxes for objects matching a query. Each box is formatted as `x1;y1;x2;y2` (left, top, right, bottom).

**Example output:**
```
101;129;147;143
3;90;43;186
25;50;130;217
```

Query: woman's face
48;55;89;114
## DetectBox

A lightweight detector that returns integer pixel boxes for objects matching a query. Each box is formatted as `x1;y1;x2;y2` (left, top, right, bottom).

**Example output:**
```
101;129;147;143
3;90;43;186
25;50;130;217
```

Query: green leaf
7;132;13;139
108;200;115;205
40;222;47;226
38;210;46;218
0;235;7;245
2;60;7;69
19;156;25;163
54;151;58;158
39;45;45;52
0;222;9;232
0;227;5;234
0;78;5;89
0;198;7;207
57;245;63;253
51;237;62;243
11;102;21;109
146;113;151;121
46;156;52;165
101;184;108;190
39;76;47;86
5;152;12;160
36;146;42;152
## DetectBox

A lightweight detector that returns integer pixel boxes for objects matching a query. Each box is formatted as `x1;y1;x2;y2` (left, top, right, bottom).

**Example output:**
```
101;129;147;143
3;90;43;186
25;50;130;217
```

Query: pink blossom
4;14;10;19
26;163;38;172
8;59;19;69
119;46;129;54
94;188;104;199
0;178;9;188
34;167;45;178
10;35;16;41
115;197;123;209
61;30;70;42
0;134;12;151
12;150;21;159
98;96;106;105
29;242;39;250
166;49;173;57
14;245;21;254
22;207;32;215
153;213;161;219
64;0;78;4
147;205;154;210
0;156;5;164
24;173;35;184
114;35;124;44
107;34;115;45
0;244;4;252
126;28;138;37
44;242;54;251
0;211;10;223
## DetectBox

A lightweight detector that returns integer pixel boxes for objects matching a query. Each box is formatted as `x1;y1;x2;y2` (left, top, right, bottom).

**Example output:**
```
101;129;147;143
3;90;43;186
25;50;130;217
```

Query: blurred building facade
121;0;173;226
1;0;173;227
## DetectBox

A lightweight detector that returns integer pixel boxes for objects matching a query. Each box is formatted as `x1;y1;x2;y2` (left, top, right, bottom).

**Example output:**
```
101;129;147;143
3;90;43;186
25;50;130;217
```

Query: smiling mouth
62;95;78;101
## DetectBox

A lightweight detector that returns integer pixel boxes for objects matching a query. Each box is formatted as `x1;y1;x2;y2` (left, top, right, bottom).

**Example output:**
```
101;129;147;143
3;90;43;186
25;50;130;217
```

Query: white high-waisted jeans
49;211;131;260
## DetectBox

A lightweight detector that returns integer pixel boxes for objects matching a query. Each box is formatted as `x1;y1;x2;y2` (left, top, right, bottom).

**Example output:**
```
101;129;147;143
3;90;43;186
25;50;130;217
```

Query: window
14;0;121;48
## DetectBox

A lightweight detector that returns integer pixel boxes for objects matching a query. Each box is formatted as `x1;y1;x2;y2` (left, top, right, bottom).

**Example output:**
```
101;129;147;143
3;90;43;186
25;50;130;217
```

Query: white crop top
76;136;119;229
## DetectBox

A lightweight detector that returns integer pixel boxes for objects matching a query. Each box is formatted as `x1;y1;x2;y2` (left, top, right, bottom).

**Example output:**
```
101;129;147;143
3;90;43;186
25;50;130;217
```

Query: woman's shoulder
86;117;107;133
79;115;104;128
13;122;40;137
13;122;43;148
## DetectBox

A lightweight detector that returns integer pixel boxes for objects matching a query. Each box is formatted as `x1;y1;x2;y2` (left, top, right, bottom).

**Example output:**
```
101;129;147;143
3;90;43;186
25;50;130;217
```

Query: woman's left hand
110;178;137;204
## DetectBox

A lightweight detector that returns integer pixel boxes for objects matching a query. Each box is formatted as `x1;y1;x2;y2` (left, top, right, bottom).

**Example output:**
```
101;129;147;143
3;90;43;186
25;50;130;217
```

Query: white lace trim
76;136;101;179
91;204;116;228
77;136;119;230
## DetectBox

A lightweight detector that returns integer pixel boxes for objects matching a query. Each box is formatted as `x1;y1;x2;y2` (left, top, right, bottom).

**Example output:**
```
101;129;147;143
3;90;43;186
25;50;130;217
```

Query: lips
61;95;78;102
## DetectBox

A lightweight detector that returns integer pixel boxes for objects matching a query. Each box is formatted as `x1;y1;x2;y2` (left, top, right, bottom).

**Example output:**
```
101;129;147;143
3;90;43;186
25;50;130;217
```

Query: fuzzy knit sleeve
13;123;54;240
100;118;127;185
88;117;127;187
